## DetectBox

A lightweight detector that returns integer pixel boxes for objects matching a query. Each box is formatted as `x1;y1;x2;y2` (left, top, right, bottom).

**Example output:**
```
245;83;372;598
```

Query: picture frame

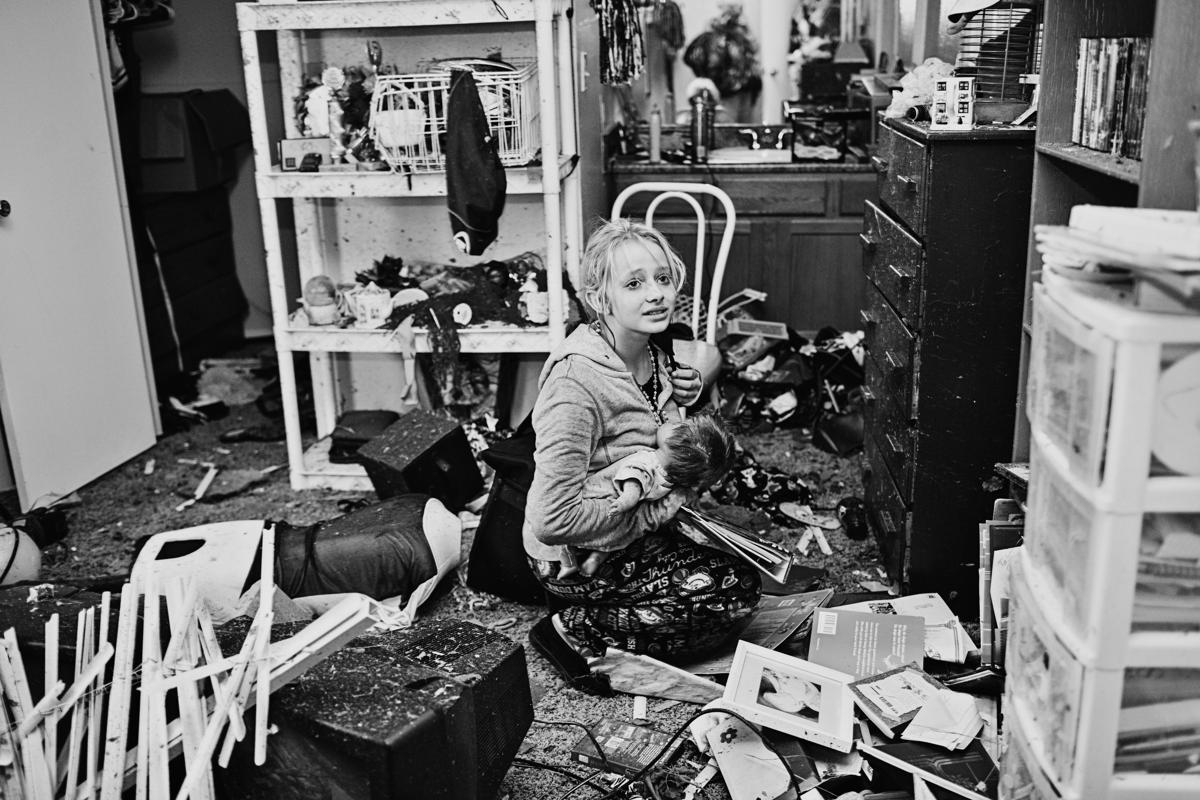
722;641;857;752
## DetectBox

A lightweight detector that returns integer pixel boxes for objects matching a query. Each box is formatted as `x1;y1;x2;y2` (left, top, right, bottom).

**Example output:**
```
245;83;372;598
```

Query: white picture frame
723;641;857;752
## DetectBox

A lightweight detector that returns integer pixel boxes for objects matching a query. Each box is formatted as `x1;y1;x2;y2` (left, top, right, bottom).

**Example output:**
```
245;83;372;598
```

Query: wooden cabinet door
0;0;158;509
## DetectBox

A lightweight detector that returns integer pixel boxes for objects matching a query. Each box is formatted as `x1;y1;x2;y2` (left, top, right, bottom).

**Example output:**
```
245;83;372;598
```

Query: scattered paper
840;593;977;663
705;715;794;800
901;689;983;750
589;648;723;704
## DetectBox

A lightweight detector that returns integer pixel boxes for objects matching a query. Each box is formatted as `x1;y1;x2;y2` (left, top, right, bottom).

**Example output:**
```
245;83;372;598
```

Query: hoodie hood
537;322;636;390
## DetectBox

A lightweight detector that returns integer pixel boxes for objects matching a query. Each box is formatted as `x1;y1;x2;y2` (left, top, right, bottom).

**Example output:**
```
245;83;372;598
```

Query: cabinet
609;166;876;333
1002;281;1200;800
236;0;581;490
860;117;1033;618
1011;0;1200;459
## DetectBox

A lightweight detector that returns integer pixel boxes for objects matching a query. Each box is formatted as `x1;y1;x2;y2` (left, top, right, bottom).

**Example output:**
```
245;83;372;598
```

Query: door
0;0;158;510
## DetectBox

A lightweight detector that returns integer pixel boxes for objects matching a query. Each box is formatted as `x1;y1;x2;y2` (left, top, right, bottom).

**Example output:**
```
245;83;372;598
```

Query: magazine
677;506;792;584
848;665;945;738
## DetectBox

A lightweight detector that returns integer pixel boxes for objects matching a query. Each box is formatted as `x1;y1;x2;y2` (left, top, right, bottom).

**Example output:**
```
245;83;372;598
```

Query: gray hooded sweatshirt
522;323;680;562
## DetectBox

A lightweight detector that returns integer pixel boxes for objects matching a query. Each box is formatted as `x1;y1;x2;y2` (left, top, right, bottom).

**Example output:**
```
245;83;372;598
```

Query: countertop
609;157;876;175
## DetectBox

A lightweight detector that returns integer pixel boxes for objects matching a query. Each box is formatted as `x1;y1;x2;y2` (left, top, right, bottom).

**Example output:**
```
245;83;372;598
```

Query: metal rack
236;0;582;490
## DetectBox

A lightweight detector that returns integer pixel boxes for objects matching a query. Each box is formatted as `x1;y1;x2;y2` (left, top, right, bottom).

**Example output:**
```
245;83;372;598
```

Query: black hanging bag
466;414;546;604
445;67;507;256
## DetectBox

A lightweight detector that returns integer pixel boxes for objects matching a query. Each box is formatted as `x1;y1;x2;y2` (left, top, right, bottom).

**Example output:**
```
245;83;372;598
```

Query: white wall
133;0;272;338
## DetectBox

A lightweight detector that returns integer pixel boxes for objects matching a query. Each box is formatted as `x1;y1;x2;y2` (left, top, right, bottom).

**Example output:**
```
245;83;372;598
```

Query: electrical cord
510;756;595;784
533;717;621;776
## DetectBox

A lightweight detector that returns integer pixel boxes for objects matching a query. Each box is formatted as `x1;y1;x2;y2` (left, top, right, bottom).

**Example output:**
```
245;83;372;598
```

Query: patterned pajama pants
531;526;762;661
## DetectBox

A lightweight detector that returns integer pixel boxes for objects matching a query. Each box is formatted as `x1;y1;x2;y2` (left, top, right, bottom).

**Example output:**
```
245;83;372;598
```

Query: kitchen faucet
737;128;761;150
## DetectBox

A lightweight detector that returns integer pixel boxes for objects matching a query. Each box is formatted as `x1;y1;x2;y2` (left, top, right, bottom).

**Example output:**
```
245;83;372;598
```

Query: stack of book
1072;37;1152;159
1034;205;1200;311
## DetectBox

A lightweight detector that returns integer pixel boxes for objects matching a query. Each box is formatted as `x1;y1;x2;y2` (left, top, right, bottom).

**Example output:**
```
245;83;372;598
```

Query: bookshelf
1012;0;1200;460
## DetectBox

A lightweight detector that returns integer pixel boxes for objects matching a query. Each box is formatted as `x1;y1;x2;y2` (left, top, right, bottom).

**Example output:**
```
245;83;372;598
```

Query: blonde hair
579;218;686;319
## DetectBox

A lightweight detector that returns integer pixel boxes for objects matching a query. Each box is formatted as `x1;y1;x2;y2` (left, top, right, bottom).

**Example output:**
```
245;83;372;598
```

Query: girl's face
603;240;677;336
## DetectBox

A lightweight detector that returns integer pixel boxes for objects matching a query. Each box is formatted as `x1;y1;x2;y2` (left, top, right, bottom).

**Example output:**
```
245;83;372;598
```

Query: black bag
466;414;546;604
445;67;507;255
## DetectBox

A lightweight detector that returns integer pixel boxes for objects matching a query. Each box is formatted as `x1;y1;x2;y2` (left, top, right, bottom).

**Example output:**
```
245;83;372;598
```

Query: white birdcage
368;59;539;173
953;0;1043;102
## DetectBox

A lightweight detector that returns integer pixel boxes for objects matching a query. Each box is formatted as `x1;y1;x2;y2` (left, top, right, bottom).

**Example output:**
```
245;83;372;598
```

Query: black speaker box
467;476;546;605
329;409;401;464
217;618;533;800
357;409;484;512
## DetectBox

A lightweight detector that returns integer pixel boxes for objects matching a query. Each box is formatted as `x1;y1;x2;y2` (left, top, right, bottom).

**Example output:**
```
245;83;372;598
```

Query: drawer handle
885;433;907;460
884;351;903;373
859;309;877;328
896;174;918;193
888;264;913;286
870;155;889;173
859;233;877;252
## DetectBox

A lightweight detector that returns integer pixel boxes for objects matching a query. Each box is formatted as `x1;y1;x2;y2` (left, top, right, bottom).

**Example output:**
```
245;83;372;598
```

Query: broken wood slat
15;681;64;740
161;581;202;671
166;580;215;800
253;524;276;765
140;575;172;800
99;584;142;800
0;630;55;800
0;676;27;799
87;594;111;800
195;600;245;748
61;609;91;799
55;641;113;717
43;614;58;780
173;598;269;800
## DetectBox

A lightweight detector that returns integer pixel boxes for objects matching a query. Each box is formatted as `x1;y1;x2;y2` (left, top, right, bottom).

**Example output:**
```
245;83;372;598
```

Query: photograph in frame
722;641;857;752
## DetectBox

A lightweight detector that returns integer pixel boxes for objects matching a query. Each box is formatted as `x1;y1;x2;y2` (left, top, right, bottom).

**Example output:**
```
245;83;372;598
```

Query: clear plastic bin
1007;567;1200;798
1027;283;1200;509
1005;568;1088;788
1000;719;1065;800
1025;433;1200;666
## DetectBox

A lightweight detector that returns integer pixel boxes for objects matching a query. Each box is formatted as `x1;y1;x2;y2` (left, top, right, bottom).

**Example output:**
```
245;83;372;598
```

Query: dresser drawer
861;200;923;328
864;355;914;498
875;124;927;237
865;434;909;584
860;283;915;412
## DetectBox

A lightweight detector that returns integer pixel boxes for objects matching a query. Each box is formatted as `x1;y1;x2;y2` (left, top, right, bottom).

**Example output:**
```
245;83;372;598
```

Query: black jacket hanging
445;67;507;255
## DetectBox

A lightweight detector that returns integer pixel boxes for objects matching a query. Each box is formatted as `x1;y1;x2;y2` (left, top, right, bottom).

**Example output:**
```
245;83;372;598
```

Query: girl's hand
669;363;703;407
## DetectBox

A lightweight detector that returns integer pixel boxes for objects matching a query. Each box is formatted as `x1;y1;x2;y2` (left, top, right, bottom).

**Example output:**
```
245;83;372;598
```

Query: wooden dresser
861;117;1034;616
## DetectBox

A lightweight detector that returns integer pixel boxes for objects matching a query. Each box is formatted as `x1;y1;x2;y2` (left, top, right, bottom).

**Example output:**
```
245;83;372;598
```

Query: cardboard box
139;89;250;193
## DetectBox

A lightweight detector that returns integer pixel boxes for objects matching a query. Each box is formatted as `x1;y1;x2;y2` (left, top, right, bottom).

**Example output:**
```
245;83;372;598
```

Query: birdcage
953;0;1043;113
368;59;539;173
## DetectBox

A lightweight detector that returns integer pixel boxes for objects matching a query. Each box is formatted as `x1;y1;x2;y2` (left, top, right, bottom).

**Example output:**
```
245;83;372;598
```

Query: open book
677;507;792;584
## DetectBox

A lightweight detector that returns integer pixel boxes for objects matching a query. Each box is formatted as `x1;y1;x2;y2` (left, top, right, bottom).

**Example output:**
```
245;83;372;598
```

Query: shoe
528;616;612;697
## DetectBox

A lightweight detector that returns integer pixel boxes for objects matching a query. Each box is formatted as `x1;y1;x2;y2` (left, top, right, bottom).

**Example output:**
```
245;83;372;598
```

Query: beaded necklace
639;344;665;425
